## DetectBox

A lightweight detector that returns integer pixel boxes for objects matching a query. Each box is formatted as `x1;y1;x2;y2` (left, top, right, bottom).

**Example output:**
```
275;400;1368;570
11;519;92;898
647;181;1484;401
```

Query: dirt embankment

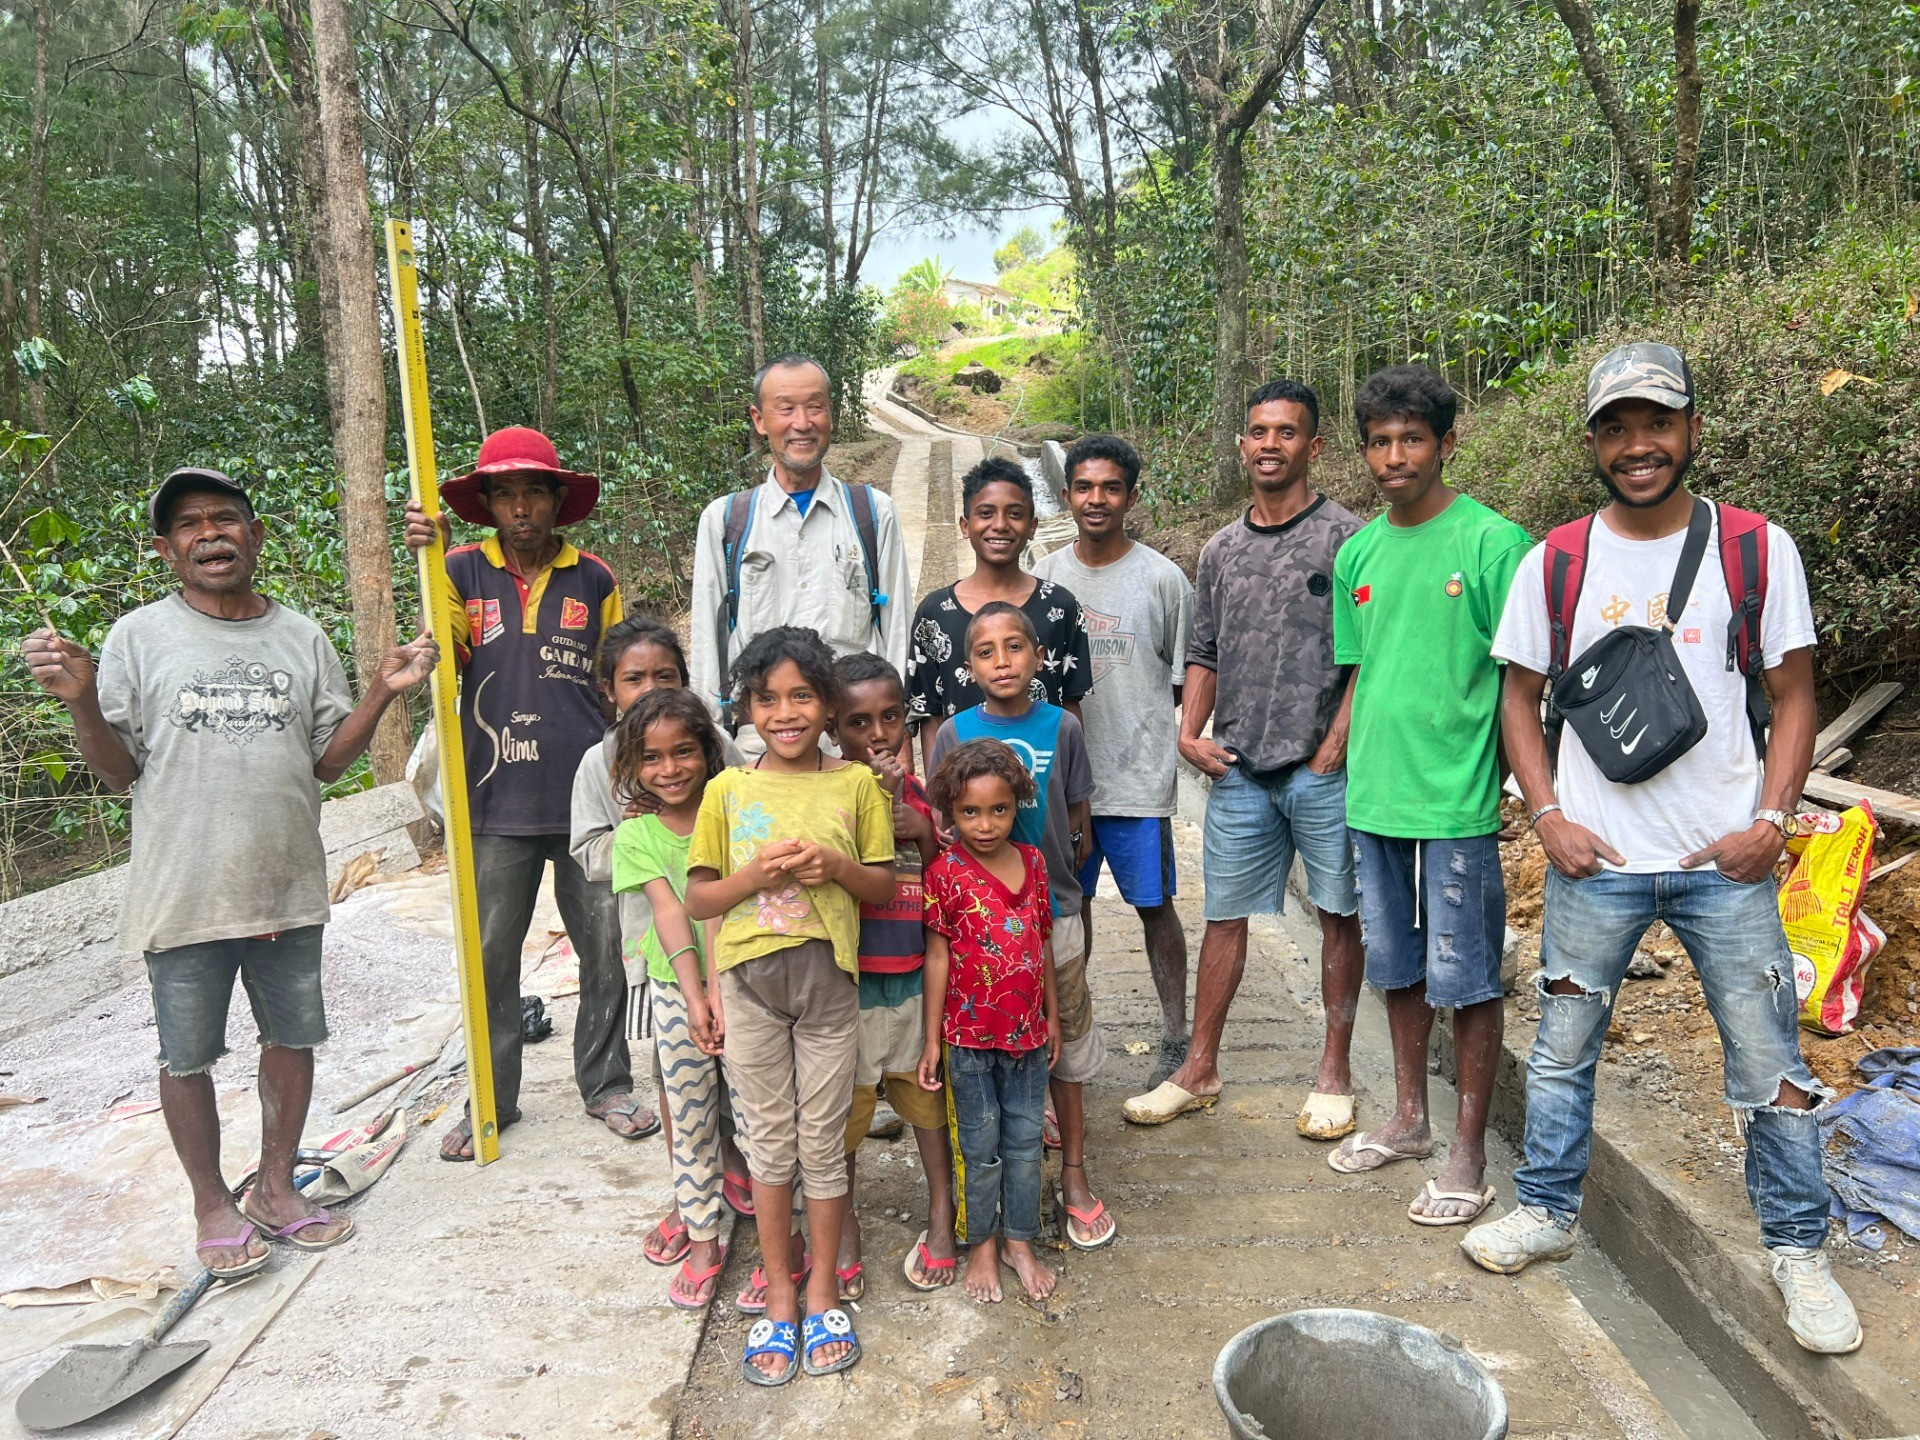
1501;817;1920;1114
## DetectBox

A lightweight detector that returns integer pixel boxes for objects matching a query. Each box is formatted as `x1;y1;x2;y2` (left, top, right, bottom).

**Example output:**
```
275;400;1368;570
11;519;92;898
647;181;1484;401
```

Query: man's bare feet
438;1107;520;1161
1001;1239;1057;1301
1408;1149;1492;1222
195;1202;268;1273
242;1181;351;1247
1329;1117;1433;1173
964;1239;1004;1303
1161;1055;1224;1100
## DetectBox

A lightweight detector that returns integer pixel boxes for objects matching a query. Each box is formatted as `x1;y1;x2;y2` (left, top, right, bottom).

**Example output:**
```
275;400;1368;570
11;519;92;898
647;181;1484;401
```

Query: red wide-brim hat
440;426;600;528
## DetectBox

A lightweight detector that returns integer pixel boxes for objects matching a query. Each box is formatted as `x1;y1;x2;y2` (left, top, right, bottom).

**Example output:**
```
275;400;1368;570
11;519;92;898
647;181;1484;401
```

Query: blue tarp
1821;1047;1920;1250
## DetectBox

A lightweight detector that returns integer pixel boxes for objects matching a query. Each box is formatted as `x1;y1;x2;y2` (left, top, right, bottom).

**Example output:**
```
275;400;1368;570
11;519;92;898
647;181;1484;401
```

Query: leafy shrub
1452;222;1920;682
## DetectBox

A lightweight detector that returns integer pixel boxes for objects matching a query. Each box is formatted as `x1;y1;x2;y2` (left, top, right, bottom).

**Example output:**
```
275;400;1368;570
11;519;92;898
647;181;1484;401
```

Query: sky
858;104;1064;291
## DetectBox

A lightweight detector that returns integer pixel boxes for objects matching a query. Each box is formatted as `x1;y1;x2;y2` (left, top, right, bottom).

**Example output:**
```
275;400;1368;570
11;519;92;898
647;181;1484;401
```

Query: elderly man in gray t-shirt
24;467;434;1280
1123;381;1367;1141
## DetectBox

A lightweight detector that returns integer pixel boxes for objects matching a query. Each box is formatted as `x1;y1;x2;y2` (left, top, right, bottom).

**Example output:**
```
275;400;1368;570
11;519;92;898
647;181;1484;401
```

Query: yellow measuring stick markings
384;219;500;1166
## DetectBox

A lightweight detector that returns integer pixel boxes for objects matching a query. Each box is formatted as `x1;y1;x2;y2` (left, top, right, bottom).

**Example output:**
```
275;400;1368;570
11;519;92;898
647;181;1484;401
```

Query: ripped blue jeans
1516;867;1832;1250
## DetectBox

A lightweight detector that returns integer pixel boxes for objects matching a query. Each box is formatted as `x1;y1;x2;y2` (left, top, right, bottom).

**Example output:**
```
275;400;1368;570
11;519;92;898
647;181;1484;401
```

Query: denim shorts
1201;764;1358;922
1077;816;1177;908
145;925;328;1075
1350;831;1505;1009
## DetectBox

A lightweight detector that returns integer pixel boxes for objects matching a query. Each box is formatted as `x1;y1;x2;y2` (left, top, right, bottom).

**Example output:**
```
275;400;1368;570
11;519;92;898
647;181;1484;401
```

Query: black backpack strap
1663;498;1714;631
722;489;755;633
845;481;887;635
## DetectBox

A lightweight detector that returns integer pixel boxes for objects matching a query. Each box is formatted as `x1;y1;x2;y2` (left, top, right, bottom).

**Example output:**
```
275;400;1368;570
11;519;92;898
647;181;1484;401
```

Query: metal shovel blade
14;1337;210;1431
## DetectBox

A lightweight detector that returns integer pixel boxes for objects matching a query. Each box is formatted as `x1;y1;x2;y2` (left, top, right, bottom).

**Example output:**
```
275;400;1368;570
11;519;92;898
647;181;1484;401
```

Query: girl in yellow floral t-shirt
687;626;893;1387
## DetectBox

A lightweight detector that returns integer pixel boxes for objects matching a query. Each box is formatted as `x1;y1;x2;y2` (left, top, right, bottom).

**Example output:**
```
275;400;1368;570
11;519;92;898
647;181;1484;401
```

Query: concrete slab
1470;1003;1920;1440
673;826;1682;1439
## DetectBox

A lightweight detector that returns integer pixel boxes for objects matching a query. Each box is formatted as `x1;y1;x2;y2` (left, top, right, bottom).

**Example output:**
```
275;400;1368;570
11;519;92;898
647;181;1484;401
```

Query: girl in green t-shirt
610;686;732;1311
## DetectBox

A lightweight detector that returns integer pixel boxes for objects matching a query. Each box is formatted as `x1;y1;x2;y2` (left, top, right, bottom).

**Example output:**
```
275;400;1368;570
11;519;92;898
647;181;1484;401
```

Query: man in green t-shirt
1327;365;1531;1229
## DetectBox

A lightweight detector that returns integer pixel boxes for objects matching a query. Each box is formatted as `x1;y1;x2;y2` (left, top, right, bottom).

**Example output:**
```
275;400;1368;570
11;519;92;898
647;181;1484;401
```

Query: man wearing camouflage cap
1466;343;1860;1354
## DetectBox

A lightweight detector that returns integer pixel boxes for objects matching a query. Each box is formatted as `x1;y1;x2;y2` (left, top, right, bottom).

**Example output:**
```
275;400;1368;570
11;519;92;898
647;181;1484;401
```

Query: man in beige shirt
689;354;912;744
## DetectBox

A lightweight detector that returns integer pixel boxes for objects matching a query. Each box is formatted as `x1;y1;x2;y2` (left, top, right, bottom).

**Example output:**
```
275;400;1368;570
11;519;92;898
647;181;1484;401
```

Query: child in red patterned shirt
918;738;1061;1304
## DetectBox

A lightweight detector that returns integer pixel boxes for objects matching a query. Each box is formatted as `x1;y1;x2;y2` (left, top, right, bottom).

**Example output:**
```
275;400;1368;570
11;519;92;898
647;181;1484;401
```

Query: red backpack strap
1542;516;1595;682
1715;502;1771;753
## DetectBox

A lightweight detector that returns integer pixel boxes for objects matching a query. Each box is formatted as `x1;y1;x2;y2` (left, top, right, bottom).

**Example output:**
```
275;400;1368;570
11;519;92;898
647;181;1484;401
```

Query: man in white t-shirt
1462;343;1862;1356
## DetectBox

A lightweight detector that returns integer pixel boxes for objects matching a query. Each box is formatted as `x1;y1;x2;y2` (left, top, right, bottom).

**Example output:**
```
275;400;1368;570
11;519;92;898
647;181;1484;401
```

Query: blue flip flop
740;1317;799;1387
801;1307;861;1377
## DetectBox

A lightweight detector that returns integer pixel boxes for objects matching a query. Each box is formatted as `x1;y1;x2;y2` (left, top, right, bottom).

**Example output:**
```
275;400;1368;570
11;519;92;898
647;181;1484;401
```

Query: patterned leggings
651;979;729;1243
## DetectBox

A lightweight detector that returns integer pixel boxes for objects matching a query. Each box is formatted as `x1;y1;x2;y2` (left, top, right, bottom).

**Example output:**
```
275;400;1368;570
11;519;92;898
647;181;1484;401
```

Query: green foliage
886;287;957;355
993;225;1047;273
894;256;954;297
1453;221;1920;679
900;333;1111;429
996;244;1074;312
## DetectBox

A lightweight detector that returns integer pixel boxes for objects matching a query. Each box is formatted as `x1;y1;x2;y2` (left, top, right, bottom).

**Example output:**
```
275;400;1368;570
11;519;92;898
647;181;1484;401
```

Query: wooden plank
1811;681;1903;766
1814;746;1853;774
1802;771;1920;828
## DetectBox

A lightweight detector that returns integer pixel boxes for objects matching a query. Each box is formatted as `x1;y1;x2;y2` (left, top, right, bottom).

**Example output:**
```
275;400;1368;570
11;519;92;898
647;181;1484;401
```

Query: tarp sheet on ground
1820;1047;1920;1249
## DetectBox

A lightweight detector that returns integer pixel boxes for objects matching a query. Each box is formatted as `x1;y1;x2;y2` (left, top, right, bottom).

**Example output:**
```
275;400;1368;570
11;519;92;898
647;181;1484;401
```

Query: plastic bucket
1213;1308;1508;1440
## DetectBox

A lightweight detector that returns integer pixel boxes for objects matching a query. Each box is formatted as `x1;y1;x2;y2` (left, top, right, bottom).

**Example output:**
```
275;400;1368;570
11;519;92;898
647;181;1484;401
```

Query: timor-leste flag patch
1351;584;1373;605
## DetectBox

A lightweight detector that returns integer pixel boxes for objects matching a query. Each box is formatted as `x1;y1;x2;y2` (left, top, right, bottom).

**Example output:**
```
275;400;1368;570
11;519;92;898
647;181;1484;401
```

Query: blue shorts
1201;764;1358;923
145;925;329;1075
1076;816;1177;908
1350;830;1505;1009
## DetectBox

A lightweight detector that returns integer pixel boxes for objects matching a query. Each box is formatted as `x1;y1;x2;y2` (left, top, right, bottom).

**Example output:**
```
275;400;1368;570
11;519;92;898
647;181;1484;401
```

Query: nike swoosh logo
1580;665;1602;690
1608;707;1639;740
1619;725;1649;756
1599;695;1622;723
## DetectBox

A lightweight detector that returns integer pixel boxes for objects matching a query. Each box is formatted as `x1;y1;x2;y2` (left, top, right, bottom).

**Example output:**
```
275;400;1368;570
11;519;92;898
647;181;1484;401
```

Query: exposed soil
1501;820;1920;1115
1821;680;1920;797
1136;500;1241;581
831;433;903;495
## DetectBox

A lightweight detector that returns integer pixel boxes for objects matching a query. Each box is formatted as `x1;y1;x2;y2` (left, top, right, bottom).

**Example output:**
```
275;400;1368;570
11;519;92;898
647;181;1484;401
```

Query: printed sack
1782;803;1885;1035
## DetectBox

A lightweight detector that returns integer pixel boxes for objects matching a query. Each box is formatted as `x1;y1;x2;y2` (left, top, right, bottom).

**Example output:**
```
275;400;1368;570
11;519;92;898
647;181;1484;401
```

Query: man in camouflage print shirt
1123;379;1367;1143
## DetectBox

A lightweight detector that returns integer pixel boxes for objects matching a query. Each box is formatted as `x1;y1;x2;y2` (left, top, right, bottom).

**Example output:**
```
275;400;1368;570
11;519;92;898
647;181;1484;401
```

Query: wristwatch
1755;808;1795;838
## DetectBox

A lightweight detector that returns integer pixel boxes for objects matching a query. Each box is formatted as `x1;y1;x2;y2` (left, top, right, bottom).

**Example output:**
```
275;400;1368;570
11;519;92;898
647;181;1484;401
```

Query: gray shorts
145;925;328;1075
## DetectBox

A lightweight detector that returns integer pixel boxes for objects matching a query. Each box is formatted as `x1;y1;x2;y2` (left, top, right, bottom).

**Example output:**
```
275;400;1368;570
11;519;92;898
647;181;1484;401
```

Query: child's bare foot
964;1239;1004;1303
1002;1239;1057;1302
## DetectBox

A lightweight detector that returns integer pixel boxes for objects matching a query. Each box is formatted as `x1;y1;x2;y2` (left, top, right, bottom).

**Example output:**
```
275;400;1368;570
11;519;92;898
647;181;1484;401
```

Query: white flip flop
1327;1130;1434;1174
1121;1080;1217;1126
1295;1091;1357;1141
1407;1179;1498;1227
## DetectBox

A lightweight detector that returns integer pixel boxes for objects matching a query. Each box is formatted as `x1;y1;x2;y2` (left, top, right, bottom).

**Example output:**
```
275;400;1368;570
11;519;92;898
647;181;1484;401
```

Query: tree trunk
521;90;557;430
1666;0;1703;268
24;0;52;439
308;0;409;783
814;0;835;300
738;0;766;371
1208;133;1250;503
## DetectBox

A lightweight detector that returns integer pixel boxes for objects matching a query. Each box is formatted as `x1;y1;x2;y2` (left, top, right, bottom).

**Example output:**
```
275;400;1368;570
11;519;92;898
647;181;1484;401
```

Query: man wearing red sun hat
404;427;655;1160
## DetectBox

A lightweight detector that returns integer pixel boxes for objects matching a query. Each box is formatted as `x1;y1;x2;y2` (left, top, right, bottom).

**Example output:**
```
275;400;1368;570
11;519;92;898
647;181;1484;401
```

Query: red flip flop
735;1250;811;1315
903;1230;957;1292
643;1215;691;1267
836;1261;864;1302
669;1248;727;1310
723;1172;756;1218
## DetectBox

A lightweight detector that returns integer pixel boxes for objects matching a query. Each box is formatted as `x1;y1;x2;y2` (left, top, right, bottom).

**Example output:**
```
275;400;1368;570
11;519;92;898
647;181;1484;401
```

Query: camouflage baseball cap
1585;342;1693;424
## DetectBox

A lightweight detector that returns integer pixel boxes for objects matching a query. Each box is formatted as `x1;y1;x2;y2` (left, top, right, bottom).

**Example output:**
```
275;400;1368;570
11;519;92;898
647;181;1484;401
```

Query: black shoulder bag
1549;499;1712;784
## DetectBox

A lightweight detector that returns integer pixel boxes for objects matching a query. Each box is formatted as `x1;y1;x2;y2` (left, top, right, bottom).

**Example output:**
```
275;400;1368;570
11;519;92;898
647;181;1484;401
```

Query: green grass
899;334;1108;428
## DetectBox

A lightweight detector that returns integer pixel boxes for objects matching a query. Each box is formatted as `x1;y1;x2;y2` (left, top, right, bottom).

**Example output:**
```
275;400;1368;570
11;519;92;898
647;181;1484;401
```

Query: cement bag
1781;803;1885;1035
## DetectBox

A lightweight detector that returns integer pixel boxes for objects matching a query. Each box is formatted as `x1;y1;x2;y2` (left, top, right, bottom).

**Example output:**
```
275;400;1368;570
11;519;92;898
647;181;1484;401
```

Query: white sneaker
1460;1204;1578;1274
1770;1246;1863;1354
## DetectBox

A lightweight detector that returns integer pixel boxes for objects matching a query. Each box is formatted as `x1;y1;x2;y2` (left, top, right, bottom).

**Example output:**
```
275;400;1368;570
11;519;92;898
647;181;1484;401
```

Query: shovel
14;1266;216;1431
